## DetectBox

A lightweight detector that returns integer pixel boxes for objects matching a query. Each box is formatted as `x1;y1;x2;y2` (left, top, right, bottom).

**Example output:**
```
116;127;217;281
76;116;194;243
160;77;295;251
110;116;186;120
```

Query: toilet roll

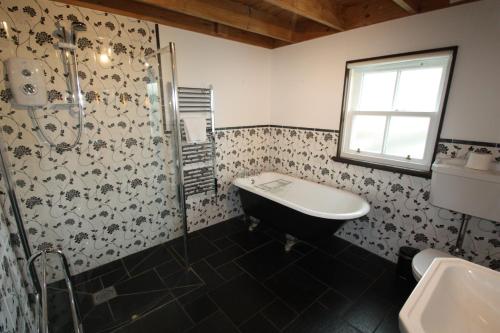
465;152;492;170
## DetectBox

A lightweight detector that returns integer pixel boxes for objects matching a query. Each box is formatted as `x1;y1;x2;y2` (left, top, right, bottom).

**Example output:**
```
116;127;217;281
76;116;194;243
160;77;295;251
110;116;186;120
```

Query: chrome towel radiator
178;86;217;198
28;249;83;333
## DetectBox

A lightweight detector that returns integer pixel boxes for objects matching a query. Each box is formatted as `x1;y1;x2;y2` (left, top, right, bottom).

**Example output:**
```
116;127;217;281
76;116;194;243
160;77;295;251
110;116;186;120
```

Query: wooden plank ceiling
55;0;478;48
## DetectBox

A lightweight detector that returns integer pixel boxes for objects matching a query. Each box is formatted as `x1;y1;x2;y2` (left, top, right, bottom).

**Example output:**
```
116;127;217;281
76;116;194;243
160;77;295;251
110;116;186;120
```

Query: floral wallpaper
0;195;34;333
0;0;182;284
186;126;270;232
0;0;498;330
185;123;499;270
268;126;499;270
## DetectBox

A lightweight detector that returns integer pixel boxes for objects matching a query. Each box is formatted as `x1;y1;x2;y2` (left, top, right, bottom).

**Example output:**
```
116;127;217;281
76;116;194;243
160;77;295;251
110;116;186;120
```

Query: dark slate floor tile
187;311;239;333
173;235;219;262
206;244;245;268
82;302;116;333
191;260;225;290
162;268;204;297
200;218;248;241
240;313;279;333
367;269;415;307
217;262;244;280
213;237;236;250
291;241;316;255
318;289;353;317
336;246;392;278
297;251;373;299
74;278;104;317
265;265;327;313
228;230;272;251
209;274;274;325
72;259;125;285
122;245;174;276
284;302;361;333
344;291;393;333
236;241;301;280
108;290;173;325
100;265;130;288
114;301;193;333
47;289;76;333
313;237;352;258
114;269;167;295
262;299;297;330
175;261;224;305
183;294;218;323
374;305;401;333
154;259;183;280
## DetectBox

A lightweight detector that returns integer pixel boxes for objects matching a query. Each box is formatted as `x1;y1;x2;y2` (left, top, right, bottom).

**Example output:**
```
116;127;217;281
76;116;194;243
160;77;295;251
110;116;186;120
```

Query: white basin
399;258;500;333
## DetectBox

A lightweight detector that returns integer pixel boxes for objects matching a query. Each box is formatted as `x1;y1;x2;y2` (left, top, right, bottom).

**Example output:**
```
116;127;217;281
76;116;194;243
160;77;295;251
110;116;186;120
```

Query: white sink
399;258;500;333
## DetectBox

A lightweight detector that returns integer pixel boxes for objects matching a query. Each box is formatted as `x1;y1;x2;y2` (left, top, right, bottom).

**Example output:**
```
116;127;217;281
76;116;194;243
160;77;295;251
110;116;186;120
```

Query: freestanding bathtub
233;172;370;249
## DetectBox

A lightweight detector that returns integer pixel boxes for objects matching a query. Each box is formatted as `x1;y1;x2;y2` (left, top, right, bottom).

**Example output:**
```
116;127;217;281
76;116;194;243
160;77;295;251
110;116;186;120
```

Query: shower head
54;21;87;45
70;21;87;44
71;21;87;32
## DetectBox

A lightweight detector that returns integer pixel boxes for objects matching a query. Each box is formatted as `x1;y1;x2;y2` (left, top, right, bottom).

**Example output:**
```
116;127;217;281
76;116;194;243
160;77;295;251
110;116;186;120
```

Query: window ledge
331;156;432;179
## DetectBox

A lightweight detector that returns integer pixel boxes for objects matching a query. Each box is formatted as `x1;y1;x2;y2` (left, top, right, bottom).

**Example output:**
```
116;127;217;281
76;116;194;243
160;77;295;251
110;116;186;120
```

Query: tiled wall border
439;138;500;147
216;125;499;148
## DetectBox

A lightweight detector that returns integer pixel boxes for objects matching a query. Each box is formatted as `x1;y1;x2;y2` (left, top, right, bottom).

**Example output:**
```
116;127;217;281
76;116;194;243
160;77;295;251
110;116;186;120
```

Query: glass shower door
0;4;190;329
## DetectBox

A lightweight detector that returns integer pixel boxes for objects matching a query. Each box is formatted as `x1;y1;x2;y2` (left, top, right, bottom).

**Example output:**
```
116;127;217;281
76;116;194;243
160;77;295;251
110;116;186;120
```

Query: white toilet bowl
411;248;455;281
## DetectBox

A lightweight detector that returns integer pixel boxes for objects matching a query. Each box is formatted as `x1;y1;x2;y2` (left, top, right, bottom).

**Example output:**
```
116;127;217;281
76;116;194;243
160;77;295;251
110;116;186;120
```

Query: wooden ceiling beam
392;0;420;13
292;19;338;43
262;0;345;31
340;0;410;30
134;0;295;42
53;0;279;48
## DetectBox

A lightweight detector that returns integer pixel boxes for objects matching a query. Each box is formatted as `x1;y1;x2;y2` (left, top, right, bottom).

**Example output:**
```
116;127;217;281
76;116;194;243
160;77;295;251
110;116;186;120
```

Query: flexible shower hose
30;44;84;151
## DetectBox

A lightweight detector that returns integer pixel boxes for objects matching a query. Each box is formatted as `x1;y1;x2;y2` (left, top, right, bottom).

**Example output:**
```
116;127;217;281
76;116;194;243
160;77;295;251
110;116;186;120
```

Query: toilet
410;158;500;281
411;248;454;281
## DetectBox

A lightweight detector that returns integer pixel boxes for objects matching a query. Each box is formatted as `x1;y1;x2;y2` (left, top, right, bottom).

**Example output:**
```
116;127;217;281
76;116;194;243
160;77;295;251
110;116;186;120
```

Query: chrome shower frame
167;42;190;267
150;40;190;267
28;249;83;333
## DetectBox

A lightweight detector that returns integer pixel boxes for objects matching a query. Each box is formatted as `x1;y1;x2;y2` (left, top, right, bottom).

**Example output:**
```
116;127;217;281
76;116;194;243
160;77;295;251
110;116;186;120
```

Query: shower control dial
5;57;47;107
22;83;37;95
22;69;32;77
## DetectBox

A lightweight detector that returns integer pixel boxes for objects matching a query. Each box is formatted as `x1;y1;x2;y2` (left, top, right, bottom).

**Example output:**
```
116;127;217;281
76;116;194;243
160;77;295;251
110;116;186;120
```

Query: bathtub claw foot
284;234;298;252
248;217;260;232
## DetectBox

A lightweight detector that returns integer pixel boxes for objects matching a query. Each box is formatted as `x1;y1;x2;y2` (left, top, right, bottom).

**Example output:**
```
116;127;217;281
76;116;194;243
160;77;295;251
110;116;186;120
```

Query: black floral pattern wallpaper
0;0;186;318
0;203;35;332
268;127;499;270
0;0;499;331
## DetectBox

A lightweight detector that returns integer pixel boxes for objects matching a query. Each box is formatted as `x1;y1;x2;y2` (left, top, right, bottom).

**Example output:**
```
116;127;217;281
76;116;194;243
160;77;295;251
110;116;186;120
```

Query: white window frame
338;48;456;174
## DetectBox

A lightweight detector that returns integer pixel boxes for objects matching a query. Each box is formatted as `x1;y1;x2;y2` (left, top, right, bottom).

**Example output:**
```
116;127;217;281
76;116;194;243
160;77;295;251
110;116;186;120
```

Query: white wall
270;0;500;142
159;26;272;128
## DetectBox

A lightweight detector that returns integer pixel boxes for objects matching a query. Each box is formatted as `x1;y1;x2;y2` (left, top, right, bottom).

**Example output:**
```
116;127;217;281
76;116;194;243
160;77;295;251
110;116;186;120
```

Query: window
337;47;457;176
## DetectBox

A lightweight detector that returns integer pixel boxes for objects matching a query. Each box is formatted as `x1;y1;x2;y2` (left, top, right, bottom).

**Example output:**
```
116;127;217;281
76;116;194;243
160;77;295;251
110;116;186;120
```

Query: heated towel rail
178;86;217;198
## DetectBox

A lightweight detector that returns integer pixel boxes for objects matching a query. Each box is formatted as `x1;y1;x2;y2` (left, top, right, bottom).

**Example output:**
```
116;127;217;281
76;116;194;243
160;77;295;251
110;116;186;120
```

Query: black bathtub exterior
238;188;346;241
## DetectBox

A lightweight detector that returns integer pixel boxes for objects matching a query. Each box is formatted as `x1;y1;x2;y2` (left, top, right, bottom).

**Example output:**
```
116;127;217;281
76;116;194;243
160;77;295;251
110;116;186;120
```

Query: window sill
331;156;432;179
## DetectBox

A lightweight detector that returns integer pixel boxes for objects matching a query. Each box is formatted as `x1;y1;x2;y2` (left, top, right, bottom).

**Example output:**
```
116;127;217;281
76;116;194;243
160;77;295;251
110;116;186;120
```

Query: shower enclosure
0;4;192;331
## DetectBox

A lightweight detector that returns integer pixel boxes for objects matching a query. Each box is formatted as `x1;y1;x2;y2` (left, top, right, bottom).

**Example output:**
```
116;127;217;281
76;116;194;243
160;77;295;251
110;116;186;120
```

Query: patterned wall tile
0;0;181;282
267;127;499;270
0;200;35;333
186;127;270;232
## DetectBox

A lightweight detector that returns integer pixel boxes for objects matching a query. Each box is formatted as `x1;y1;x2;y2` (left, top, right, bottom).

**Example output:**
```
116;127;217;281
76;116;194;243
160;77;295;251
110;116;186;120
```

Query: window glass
358;71;397;111
385;116;430;159
349;115;386;153
339;48;455;173
395;67;443;112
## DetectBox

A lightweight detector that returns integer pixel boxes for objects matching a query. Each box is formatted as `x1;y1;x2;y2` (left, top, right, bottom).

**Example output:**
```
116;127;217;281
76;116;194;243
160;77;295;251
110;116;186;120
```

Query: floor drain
92;286;118;305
